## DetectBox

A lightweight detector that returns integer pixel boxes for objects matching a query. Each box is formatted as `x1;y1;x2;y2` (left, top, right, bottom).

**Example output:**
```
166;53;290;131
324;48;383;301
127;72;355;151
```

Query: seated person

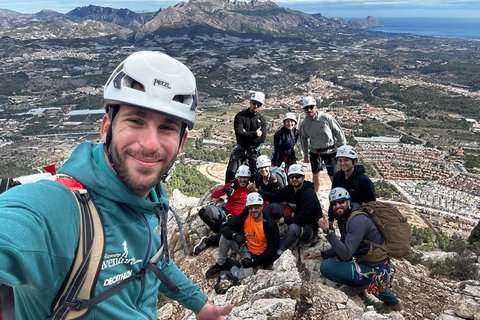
194;165;251;255
250;155;285;193
304;187;402;311
252;164;322;256
205;192;279;280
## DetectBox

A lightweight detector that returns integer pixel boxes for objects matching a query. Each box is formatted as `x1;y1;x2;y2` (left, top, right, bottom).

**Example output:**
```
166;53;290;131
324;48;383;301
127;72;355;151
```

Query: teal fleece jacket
0;142;207;319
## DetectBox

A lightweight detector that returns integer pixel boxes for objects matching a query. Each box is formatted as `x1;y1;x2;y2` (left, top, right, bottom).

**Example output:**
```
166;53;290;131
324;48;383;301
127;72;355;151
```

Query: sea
369;17;480;40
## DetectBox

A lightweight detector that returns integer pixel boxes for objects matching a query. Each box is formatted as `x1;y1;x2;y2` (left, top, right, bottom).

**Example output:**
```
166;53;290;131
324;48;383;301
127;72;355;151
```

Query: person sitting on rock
250;164;322;256
205;192;279;280
249;155;285;194
304;187;402;311
194;165;251;255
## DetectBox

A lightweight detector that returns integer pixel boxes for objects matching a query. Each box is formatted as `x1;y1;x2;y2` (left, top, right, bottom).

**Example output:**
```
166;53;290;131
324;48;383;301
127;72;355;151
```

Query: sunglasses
248;204;262;210
330;199;346;206
251;101;263;107
289;174;303;180
303;105;315;111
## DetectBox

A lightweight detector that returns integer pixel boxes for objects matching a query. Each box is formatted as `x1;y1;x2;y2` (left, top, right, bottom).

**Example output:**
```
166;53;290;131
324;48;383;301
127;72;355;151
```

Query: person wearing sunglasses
251;164;322;256
225;91;267;183
304;187;402;312
204;192;279;281
299;96;346;194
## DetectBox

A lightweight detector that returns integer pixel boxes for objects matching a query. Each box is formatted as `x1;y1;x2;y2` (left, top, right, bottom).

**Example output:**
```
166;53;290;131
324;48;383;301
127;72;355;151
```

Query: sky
1;0;479;19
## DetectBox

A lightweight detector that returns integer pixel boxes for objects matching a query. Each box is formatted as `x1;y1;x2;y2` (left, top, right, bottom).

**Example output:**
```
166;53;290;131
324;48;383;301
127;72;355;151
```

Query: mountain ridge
0;1;382;40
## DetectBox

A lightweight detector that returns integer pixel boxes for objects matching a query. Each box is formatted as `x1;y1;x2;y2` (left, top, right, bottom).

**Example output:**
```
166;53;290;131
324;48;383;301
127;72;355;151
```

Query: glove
241;258;254;269
232;232;246;246
222;186;234;196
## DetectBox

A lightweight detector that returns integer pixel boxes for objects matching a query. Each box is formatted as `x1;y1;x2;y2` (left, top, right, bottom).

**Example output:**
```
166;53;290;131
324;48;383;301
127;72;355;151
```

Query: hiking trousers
320;260;399;306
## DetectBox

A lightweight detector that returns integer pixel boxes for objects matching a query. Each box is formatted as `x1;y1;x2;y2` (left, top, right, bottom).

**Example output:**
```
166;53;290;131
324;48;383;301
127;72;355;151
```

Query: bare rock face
163;189;476;320
348;16;383;29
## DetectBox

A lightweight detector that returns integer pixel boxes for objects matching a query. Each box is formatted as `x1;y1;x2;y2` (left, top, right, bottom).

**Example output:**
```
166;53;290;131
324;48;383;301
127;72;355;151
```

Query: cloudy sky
1;0;479;18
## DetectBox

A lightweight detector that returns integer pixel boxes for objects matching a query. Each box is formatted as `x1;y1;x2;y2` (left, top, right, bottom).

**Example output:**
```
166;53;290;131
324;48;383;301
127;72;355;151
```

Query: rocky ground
158;184;479;320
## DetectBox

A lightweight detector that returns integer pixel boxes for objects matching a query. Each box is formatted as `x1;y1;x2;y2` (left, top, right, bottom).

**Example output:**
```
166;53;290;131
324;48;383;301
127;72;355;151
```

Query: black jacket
259;181;322;234
272;126;299;166
329;165;376;222
234;108;267;150
220;210;279;268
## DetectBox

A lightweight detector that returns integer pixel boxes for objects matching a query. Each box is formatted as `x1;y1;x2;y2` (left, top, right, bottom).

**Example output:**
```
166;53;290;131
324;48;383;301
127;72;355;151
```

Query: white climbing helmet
246;192;264;207
287;164;305;177
283;112;297;123
250;91;265;105
328;187;351;202
256;155;271;168
103;51;197;129
302;96;318;108
236;165;251;178
336;145;358;160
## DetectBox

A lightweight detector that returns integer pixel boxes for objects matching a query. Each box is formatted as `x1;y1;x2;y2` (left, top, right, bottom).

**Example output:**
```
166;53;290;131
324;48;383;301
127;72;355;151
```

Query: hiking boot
205;263;227;278
194;236;208;255
388;301;403;312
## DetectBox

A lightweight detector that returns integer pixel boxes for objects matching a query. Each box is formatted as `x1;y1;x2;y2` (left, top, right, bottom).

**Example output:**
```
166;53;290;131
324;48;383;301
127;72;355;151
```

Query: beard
111;144;176;197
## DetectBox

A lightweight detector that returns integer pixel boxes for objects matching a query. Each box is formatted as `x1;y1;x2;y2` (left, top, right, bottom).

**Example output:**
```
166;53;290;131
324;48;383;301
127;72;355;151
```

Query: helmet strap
104;105;120;168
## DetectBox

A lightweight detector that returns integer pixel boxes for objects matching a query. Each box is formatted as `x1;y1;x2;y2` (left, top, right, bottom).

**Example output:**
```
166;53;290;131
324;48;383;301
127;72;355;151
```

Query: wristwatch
323;227;332;234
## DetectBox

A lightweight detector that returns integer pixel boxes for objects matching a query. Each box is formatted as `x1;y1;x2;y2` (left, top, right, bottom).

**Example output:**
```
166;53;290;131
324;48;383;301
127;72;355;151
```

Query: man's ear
100;114;111;143
177;131;188;154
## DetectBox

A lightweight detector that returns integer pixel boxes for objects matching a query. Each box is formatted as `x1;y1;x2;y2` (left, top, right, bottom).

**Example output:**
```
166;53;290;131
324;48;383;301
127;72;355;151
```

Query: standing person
225;91;267;183
0;51;231;320
205;192;279;280
328;145;376;229
304;188;402;311
251;155;285;194
272;112;299;173
251;164;322;256
194;165;251;255
299;96;346;193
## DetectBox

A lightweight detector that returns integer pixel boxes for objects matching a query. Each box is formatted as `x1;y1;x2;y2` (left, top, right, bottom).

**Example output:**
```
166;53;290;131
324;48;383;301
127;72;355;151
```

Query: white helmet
302;96;317;108
287;164;305;176
256;155;271;168
336;145;358;160
329;187;351;202
283;112;297;123
246;192;264;207
103;51;197;130
236;165;251;178
250;91;265;105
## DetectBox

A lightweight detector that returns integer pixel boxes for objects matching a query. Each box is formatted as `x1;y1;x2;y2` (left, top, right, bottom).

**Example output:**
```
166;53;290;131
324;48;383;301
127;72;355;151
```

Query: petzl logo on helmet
153;79;171;89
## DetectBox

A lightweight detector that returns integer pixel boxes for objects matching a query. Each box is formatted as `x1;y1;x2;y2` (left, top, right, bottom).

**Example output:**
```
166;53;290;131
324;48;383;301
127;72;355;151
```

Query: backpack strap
346;207;388;262
49;179;105;320
49;178;180;319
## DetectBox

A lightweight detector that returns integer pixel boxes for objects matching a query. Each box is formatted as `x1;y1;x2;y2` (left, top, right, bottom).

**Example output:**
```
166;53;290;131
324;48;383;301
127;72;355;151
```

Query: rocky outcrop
67;5;148;29
348;16;383;29
161;189;478;320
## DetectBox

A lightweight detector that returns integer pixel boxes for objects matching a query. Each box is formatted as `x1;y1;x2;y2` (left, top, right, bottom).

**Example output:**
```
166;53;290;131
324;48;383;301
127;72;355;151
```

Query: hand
222;186;234;196
318;216;329;229
232;233;246;246
196;301;233;320
304;250;319;260
247;181;257;192
303;156;309;163
279;217;285;225
240;257;254;268
256;128;262;137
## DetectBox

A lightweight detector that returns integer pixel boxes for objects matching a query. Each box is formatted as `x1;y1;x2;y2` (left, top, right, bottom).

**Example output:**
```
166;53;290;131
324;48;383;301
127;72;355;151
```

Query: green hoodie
0;142;207;319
